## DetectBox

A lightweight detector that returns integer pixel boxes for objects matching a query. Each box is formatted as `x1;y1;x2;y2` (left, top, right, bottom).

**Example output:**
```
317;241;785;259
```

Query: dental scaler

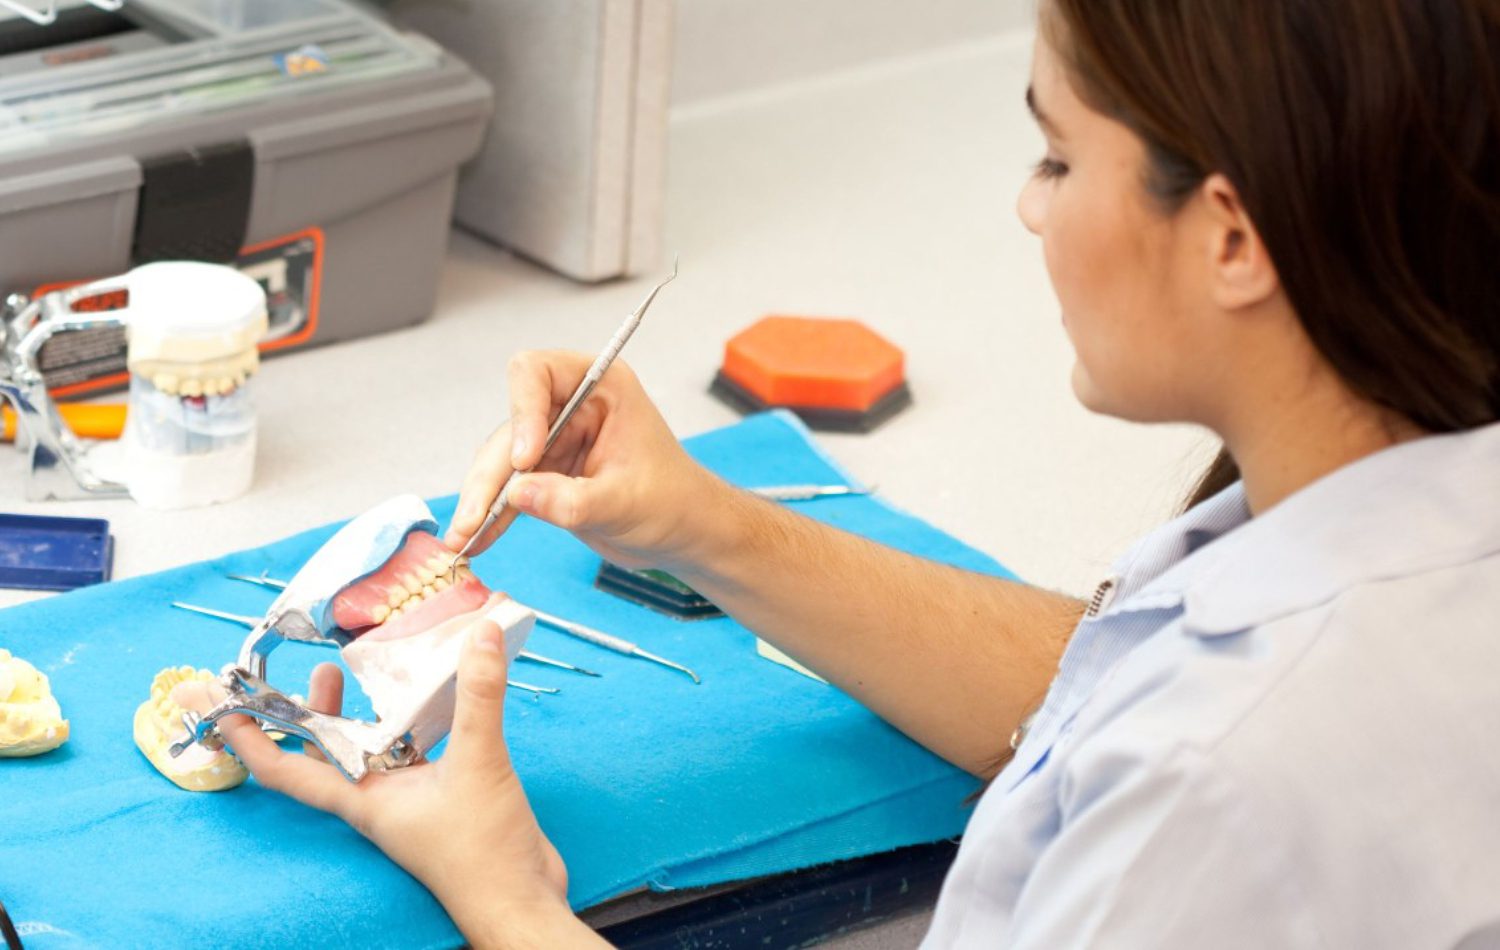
172;495;536;782
449;258;678;572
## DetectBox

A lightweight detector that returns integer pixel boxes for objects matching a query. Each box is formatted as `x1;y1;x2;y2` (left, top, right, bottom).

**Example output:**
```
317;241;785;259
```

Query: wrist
659;474;771;588
450;882;586;950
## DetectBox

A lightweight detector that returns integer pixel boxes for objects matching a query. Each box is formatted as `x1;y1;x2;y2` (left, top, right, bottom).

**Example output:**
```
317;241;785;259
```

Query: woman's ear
1199;172;1280;312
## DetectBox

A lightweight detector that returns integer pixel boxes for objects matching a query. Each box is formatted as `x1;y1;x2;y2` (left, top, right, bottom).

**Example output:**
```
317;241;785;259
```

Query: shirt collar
1098;421;1500;638
1180;421;1500;637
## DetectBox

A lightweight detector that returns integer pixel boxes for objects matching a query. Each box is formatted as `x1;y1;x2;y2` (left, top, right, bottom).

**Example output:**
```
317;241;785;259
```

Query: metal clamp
0;286;133;501
171;667;419;783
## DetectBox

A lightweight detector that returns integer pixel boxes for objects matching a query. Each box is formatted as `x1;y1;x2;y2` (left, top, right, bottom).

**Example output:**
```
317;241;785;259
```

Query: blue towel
0;412;1016;949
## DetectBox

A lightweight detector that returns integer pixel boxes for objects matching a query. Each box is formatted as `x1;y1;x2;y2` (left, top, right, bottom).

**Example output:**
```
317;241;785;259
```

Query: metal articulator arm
1;282;134;500
168;668;419;783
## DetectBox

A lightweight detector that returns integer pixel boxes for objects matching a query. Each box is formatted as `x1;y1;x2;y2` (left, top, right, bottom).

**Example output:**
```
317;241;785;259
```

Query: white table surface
1;28;1212;945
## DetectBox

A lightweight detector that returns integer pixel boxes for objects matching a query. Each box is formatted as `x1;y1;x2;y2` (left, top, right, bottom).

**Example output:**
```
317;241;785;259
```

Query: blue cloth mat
0;412;1015;949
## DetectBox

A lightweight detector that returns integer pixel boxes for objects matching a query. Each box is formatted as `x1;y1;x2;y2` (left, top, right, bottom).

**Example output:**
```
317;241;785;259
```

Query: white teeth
401;575;423;597
372;605;391;624
432;576;450;592
386;589;406;609
180;378;203;397
417;564;437;585
420;585;436;599
388;605;405;620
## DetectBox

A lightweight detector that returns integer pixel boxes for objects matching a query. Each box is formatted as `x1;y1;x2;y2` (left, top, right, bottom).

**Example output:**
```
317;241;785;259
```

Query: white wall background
672;0;1034;105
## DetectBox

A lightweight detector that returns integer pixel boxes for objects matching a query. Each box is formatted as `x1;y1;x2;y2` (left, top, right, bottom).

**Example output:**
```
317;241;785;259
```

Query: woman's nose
1016;177;1046;236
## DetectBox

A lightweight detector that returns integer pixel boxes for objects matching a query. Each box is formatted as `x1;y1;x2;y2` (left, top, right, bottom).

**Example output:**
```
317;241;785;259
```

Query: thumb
506;472;601;532
446;619;512;772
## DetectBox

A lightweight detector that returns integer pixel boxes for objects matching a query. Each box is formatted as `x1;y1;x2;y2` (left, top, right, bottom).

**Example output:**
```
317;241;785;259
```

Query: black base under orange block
595;562;725;620
711;371;913;433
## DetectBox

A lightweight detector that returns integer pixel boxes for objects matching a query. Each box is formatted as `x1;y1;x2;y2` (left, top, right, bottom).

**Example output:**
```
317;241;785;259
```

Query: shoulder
1052;552;1500;946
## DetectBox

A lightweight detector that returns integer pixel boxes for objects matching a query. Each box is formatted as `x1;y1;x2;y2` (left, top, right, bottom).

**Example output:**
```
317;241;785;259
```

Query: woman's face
1017;34;1219;425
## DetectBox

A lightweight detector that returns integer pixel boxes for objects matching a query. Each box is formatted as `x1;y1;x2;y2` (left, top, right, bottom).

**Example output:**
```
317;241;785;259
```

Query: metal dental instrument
447;257;680;579
224;570;287;589
170;600;576;688
209;578;601;677
506;680;560;696
169;496;565;783
516;652;600;677
532;608;700;685
748;484;872;502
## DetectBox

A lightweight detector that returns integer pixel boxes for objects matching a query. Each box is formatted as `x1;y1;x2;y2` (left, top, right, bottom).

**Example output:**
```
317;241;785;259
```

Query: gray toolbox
0;0;492;395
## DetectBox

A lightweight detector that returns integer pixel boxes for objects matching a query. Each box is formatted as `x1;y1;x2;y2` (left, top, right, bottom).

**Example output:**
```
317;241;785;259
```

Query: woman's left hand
198;621;604;948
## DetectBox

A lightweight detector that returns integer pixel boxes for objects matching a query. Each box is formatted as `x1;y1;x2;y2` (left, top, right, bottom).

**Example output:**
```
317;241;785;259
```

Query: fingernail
511;434;530;467
472;623;503;654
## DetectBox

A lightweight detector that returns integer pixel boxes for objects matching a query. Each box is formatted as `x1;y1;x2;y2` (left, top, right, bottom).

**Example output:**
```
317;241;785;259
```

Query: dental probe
529;607;701;685
748;484;872;502
506;680;560;696
171;601;587;683
447;256;680;578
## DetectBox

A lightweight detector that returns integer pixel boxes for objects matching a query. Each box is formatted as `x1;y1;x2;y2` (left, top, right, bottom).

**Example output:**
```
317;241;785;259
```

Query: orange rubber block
711;316;912;432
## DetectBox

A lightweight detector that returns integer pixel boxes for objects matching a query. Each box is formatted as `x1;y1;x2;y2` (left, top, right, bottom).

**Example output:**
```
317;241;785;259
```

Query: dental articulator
168;494;545;782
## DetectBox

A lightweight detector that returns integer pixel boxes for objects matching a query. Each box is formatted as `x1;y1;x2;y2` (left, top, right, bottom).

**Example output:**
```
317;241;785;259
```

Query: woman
212;0;1500;945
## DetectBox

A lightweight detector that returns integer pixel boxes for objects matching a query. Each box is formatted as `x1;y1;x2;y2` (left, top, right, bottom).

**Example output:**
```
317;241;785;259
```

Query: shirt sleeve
1005;741;1322;950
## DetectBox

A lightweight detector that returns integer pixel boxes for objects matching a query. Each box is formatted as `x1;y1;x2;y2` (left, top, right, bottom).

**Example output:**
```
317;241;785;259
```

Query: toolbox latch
132;140;254;265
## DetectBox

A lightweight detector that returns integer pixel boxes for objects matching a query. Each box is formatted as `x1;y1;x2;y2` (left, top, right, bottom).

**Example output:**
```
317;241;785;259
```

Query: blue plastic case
0;514;113;591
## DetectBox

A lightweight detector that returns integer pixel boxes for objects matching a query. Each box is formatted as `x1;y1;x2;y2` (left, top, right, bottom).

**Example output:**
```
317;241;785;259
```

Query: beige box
387;0;674;283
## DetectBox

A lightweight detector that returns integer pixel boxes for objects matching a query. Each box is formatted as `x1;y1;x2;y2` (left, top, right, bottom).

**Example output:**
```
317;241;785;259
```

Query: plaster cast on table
134;666;248;792
0;648;69;756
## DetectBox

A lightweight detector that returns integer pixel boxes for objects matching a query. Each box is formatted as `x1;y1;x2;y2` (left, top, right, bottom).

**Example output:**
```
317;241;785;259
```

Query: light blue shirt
924;422;1500;948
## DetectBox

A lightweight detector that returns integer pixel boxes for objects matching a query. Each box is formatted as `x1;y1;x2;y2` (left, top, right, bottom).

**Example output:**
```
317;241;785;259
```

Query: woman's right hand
444;350;724;571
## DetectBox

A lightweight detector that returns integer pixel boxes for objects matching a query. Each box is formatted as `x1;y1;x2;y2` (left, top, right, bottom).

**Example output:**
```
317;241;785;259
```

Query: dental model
134;666;248;792
0;648;70;757
330;528;532;725
172;496;534;782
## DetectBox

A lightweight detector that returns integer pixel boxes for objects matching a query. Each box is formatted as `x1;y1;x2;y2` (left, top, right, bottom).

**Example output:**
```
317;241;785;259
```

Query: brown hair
1040;0;1500;509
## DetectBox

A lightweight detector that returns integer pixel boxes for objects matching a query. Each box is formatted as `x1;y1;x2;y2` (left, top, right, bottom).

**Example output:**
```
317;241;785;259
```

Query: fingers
218;712;359;820
445;352;609;554
445;619;514;774
446;422;522;552
506;351;594;472
505;472;600;532
303;663;344;762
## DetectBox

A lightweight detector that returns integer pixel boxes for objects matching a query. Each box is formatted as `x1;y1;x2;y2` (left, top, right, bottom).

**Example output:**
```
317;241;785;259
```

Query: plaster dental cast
206;1;1500;946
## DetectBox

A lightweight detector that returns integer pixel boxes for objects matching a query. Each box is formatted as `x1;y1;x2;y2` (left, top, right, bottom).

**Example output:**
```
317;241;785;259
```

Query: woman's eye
1032;157;1069;180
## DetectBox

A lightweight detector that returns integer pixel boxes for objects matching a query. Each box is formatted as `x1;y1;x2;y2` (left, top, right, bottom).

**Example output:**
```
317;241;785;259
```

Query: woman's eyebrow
1025;85;1063;138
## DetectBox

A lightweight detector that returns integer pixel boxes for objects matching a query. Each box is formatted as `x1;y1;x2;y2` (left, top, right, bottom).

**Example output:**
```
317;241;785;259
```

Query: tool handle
533;609;636;654
750;484;861;502
2;402;126;441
